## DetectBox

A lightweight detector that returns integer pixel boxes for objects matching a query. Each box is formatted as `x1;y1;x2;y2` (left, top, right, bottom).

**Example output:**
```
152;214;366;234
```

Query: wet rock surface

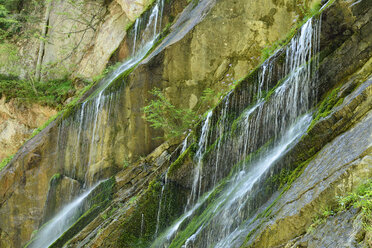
0;0;371;247
245;80;372;247
284;208;366;248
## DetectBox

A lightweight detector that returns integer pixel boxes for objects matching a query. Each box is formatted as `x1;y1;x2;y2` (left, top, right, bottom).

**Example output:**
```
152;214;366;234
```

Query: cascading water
187;111;213;210
56;0;166;188
28;182;102;248
152;16;321;248
30;1;167;246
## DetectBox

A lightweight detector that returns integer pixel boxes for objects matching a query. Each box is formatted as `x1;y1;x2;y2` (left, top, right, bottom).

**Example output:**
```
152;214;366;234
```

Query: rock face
0;0;155;81
0;97;56;161
61;0;371;247
0;0;371;247
284;208;367;248
115;0;154;21
246;81;372;247
148;0;319;110
75;0;131;78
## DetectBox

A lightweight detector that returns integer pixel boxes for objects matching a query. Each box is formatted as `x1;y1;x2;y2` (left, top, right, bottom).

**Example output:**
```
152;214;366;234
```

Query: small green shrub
337;180;372;231
123;158;130;169
142;87;223;139
308;180;372;233
142;88;198;139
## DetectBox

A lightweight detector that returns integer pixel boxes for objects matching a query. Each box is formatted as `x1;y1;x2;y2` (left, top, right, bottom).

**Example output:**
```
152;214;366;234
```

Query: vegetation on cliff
308;180;372;233
143;87;221;139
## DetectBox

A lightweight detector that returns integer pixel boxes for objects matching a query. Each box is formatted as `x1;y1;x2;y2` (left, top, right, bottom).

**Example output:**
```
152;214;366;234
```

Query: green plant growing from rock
142;88;198;139
142;87;224;139
307;180;372;233
123;158;130;169
337;180;372;232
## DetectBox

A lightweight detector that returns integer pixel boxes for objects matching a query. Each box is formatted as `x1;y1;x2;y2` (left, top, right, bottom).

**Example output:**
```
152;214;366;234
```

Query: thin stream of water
152;16;321;248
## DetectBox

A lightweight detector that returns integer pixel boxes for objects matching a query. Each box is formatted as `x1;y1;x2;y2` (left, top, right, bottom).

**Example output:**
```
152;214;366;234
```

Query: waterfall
29;0;166;246
27;182;102;248
54;0;166;188
152;16;321;248
155;171;169;236
186;111;213;210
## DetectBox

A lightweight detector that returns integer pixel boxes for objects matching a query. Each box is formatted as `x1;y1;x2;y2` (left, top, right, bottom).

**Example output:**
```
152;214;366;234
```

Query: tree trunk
35;0;53;82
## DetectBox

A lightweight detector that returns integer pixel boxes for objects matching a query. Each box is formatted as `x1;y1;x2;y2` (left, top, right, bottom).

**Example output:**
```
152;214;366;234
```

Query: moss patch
0;75;76;108
307;86;344;131
0;154;14;171
119;177;188;247
167;143;196;177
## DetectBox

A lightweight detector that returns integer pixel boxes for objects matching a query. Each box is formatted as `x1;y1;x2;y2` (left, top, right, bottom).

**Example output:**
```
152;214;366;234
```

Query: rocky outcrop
115;0;153;21
1;0;157;81
63;138;184;247
1;0;371;247
0;97;56;161
283;208;369;248
142;0;319;110
244;78;372;248
63;0;371;247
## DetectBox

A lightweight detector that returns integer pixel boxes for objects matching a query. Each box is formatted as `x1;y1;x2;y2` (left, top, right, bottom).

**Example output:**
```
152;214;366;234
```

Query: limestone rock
115;0;153;21
76;1;131;78
0;98;56;161
42;175;81;224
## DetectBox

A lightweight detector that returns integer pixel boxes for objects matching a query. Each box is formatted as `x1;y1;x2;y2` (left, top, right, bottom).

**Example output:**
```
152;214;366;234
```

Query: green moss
102;206;118;220
167;143;196;177
49;203;107;248
231;109;248;134
26;178;116;248
30;113;60;138
119;171;189;247
163;178;229;248
202;134;226;160
128;196;138;205
241;153;317;247
119;180;165;247
49;173;61;183
0;154;14;171
307;86;344;131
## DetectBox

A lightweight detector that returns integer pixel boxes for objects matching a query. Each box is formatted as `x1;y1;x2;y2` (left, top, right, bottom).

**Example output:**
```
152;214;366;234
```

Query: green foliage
0;74;76;107
142;88;197;139
307;180;372;233
337;180;372;231
0;154;14;171
0;1;20;41
123;158;130;169
0;42;19;74
307;206;336;233
142;87;223;139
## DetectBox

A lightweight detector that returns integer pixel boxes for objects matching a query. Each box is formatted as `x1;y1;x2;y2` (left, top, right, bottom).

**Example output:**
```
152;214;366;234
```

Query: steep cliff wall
0;0;157;81
0;0;371;247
